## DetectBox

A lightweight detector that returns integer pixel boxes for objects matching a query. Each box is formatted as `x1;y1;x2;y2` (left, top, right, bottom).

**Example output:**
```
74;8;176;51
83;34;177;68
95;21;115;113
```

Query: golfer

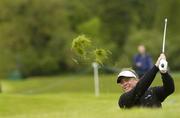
117;53;174;108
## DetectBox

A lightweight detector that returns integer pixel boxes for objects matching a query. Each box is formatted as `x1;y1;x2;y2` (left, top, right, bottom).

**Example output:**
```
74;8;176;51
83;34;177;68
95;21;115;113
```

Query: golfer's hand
155;53;166;67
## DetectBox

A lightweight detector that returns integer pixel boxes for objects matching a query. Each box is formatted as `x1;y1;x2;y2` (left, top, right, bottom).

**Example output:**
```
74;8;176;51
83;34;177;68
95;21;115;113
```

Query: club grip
159;59;168;73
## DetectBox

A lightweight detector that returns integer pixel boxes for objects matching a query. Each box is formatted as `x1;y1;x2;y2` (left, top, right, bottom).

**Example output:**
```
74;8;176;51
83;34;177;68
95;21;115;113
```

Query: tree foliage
0;0;180;77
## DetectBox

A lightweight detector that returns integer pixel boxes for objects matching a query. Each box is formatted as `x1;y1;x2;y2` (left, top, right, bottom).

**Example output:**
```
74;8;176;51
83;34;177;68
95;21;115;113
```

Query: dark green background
0;0;180;77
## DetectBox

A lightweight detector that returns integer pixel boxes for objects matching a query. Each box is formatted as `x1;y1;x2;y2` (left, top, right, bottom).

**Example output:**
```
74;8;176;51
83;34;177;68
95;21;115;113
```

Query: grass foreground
0;73;180;118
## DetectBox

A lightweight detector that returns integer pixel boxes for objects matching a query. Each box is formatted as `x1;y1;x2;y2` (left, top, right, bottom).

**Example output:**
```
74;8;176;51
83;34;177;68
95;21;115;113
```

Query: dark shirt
118;66;175;108
133;54;153;77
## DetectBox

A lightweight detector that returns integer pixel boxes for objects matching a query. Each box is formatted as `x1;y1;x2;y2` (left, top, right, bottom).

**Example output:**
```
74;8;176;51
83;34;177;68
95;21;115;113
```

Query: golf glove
159;59;168;73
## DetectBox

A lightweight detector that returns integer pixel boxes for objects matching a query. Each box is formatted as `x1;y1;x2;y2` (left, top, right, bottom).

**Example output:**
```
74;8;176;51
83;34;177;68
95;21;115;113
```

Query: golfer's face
120;78;138;92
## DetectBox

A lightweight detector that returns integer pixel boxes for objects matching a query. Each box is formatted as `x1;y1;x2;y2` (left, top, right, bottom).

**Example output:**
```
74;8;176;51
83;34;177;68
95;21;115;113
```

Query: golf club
159;18;168;72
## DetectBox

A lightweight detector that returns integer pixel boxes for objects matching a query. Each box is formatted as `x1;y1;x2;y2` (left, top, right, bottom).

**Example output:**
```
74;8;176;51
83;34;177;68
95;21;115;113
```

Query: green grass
0;73;180;118
1;74;120;94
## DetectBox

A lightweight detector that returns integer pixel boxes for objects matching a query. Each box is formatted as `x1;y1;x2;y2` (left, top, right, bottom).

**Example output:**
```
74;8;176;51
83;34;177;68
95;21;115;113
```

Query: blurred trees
0;0;180;77
0;0;73;76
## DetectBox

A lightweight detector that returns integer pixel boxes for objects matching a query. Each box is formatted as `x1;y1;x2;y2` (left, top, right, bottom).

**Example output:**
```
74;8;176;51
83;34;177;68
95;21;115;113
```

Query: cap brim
118;70;137;78
117;70;137;83
117;76;131;83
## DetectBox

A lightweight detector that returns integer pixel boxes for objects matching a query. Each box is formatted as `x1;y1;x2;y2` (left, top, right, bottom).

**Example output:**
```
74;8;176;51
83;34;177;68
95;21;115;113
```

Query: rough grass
0;73;180;118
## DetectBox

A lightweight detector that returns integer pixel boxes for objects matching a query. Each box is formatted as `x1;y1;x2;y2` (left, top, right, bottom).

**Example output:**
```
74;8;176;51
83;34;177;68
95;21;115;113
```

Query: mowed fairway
0;73;180;118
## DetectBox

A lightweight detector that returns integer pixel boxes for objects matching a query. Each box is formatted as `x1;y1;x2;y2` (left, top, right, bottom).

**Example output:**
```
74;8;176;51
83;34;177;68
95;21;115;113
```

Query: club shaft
162;18;167;53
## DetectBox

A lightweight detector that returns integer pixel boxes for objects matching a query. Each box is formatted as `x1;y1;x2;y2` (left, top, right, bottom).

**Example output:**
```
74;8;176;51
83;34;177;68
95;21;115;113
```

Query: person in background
133;45;153;78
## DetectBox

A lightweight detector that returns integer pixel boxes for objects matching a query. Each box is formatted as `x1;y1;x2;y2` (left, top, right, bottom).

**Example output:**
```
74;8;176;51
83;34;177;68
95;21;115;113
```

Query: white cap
118;70;137;79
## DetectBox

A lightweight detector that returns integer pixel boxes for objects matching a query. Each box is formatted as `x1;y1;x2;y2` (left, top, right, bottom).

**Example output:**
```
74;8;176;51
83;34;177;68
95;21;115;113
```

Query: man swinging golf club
117;18;175;108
